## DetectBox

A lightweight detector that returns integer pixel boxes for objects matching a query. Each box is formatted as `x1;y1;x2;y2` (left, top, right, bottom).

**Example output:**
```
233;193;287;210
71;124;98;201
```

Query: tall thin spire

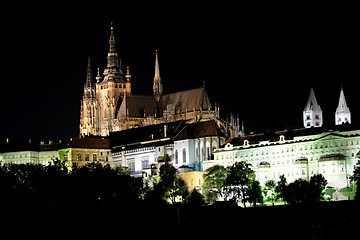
103;21;125;83
153;49;163;102
109;21;116;55
85;57;93;87
335;87;351;125
107;22;118;68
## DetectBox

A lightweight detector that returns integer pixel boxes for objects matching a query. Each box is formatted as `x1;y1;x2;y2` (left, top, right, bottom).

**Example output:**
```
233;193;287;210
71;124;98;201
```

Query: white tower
335;87;351;125
303;88;323;128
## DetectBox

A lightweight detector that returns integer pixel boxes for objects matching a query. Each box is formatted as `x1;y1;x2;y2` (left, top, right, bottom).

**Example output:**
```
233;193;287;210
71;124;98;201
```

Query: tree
158;163;188;204
275;174;328;205
275;174;288;202
350;159;360;200
247;180;264;206
201;165;228;203
224;161;255;207
286;178;309;204
264;180;278;205
185;188;205;207
309;174;327;202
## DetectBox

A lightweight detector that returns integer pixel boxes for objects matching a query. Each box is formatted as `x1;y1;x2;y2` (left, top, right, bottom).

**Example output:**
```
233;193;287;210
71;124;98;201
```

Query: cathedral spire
109;21;116;54
153;49;163;102
85;57;93;87
335;87;351;125
102;21;125;83
107;21;118;68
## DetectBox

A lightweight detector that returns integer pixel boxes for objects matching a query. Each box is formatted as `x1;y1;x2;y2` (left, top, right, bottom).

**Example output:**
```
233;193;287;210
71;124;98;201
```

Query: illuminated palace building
204;88;360;190
79;24;239;137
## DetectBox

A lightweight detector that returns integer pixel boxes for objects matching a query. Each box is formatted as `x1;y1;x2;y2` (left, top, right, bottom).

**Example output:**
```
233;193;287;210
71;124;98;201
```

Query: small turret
335;87;351;125
96;67;102;83
125;65;131;82
303;88;323;128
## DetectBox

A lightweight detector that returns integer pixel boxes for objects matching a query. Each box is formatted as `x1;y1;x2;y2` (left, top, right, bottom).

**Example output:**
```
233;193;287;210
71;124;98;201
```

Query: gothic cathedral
80;24;240;137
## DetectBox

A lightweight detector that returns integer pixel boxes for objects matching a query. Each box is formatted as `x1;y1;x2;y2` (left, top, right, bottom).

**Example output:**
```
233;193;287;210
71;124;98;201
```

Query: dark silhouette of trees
0;161;143;209
0;159;330;210
275;174;288;202
247;180;264;206
185;188;205;207
275;174;328;205
350;159;360;200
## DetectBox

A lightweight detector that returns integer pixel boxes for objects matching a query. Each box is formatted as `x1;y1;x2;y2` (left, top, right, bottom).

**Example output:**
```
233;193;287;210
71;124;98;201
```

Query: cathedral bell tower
80;57;97;136
95;22;132;136
153;50;163;102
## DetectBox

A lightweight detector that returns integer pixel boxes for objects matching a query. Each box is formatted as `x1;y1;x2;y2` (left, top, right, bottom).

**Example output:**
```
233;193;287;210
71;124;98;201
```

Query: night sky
2;6;359;142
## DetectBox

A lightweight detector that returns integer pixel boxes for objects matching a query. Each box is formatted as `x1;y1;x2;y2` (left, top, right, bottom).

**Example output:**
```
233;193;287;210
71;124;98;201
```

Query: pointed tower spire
85;57;93;87
153;49;163;102
303;88;323;128
335;87;351;125
102;21;124;83
109;21;116;55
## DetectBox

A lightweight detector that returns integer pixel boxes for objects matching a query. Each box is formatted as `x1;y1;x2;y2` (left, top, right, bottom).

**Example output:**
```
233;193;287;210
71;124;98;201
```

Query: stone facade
204;126;360;189
79;24;239;138
0;138;112;169
111;120;226;177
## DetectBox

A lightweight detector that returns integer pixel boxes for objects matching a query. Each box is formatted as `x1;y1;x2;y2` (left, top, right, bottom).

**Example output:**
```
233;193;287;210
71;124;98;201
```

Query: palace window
175;150;178;164
93;154;97;161
183;148;186;163
127;160;135;172
142;159;149;169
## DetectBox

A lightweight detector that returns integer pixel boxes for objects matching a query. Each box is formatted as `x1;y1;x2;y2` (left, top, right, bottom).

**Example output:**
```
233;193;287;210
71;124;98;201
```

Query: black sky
2;6;359;142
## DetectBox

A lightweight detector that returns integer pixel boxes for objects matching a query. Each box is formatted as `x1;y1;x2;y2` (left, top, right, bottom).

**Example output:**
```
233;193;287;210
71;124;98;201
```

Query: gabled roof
117;87;212;118
173;120;225;141
336;88;350;114
224;123;360;147
69;137;111;149
159;87;211;114
118;95;157;118
304;88;321;111
110;120;185;150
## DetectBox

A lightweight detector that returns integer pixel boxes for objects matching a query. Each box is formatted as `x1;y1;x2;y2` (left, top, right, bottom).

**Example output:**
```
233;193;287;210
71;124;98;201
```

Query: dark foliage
275;174;328;205
0;161;143;209
350;159;360;201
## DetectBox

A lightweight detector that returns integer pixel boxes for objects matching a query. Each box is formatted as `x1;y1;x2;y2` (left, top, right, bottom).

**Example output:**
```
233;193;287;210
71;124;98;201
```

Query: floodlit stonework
79;24;240;137
204;126;360;189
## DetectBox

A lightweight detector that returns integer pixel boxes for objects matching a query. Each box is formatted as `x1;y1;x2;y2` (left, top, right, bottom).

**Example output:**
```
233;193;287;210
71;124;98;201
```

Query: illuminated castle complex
204;87;357;191
80;24;239;137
